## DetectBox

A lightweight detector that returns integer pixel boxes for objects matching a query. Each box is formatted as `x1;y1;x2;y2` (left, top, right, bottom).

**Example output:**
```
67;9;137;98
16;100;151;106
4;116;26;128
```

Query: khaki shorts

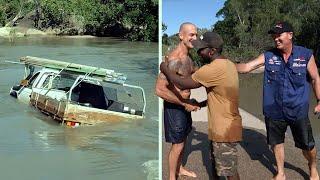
210;141;238;176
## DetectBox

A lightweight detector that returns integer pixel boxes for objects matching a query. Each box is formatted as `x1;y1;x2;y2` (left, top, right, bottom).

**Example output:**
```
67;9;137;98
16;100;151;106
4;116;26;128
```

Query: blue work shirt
263;45;313;121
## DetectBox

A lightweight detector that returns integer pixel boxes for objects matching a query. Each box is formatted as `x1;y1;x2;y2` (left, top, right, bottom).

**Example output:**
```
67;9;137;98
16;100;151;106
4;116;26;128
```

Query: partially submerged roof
20;56;126;84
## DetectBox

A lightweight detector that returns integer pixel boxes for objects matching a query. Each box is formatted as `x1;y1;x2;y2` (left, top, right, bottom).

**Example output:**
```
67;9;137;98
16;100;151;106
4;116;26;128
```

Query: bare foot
309;166;319;180
177;166;197;178
272;173;286;180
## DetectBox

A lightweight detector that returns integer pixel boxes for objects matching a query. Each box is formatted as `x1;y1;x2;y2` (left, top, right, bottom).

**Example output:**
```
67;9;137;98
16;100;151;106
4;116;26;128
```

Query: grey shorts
210;141;238;176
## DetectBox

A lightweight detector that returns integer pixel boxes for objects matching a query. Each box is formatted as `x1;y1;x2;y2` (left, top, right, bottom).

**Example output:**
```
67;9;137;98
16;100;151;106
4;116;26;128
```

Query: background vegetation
163;0;320;64
0;0;158;41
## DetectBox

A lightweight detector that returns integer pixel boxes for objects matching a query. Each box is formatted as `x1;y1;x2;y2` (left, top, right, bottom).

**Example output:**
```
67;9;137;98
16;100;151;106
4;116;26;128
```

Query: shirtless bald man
155;22;199;180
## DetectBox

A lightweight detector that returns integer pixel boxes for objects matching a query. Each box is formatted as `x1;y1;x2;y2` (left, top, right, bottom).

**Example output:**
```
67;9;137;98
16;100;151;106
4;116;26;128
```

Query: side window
28;72;40;87
41;74;60;89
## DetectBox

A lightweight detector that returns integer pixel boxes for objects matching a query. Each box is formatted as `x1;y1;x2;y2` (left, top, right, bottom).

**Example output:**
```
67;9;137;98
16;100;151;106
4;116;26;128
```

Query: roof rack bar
20;56;126;83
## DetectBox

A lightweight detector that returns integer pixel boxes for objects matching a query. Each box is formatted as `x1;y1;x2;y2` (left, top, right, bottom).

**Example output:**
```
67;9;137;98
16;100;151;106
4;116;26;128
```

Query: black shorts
164;101;192;144
265;117;315;150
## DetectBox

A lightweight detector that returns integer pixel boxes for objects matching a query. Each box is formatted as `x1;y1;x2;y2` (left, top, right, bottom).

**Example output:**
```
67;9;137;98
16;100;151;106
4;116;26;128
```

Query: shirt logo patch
269;56;281;65
268;59;274;64
292;62;306;67
294;56;306;62
269;58;281;65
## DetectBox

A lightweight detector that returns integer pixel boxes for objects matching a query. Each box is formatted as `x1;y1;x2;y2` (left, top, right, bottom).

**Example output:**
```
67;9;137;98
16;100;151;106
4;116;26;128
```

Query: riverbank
162;87;318;179
0;27;98;38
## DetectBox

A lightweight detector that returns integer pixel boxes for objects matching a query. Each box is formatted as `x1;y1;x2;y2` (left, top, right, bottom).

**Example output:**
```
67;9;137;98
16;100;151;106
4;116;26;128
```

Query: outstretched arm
236;54;265;73
307;55;320;113
160;62;202;90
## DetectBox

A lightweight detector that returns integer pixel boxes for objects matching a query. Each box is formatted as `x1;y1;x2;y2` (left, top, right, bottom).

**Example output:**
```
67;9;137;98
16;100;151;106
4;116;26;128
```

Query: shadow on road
181;127;309;179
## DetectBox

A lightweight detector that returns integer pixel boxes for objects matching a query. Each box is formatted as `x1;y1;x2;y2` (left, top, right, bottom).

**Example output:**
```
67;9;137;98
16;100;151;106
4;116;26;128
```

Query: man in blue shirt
236;22;320;180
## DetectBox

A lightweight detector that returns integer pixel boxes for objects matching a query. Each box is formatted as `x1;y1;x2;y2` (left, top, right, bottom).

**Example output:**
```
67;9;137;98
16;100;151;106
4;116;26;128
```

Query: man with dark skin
155;22;198;180
160;32;242;180
236;21;320;180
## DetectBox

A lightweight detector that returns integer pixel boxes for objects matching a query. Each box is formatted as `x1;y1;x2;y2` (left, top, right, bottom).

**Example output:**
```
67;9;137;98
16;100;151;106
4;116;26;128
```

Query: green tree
214;0;320;61
0;0;158;42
